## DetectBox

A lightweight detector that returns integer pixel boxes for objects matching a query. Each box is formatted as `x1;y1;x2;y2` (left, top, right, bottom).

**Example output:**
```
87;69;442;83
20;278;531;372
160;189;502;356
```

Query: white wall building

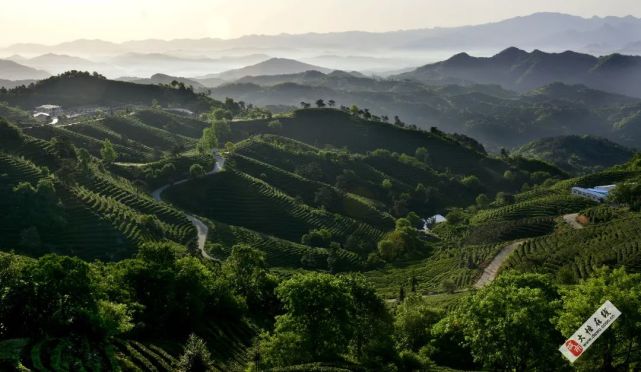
34;104;63;117
571;185;616;203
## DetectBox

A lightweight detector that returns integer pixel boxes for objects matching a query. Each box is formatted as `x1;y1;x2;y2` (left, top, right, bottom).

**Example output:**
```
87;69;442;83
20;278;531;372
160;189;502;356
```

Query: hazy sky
2;0;641;46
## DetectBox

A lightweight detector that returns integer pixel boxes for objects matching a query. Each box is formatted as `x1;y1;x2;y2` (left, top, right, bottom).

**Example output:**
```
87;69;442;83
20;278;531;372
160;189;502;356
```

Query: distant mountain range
202;58;332;81
117;73;207;91
6;53;107;75
3;13;641;79
3;13;641;61
0;78;36;89
208;67;641;150
394;47;641;98
0;59;50;80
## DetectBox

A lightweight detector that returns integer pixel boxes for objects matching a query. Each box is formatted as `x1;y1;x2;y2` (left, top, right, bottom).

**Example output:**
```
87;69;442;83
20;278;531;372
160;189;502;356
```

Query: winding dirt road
151;153;225;261
473;240;525;289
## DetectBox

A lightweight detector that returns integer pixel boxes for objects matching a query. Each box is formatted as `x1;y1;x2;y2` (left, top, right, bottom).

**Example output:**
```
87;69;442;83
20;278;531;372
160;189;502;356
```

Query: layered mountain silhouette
395;47;641;97
4;13;641;56
0;59;50;80
118;73;206;90
210;58;331;81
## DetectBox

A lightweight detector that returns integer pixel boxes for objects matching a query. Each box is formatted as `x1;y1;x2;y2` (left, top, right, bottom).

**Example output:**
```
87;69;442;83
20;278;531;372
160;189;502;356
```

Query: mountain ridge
395;47;641;97
4;13;641;57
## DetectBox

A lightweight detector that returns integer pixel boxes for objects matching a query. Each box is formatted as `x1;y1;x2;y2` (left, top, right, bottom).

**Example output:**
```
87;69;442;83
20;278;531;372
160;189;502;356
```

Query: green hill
0;71;218;111
24;109;208;162
513;135;635;174
0;118;196;260
230;109;564;190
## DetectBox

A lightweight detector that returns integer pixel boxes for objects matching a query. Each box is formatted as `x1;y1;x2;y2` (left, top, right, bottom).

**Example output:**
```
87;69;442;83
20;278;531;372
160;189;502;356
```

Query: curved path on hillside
473;240;525;289
563;213;585;230
151;153;225;261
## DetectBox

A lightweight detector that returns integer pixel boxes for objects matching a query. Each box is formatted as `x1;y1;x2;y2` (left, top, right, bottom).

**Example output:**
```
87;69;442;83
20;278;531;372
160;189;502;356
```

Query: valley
1;5;641;372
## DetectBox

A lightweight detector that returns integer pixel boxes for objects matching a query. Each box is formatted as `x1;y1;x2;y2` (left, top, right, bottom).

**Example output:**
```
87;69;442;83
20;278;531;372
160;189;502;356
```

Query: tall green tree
556;267;641;370
258;273;395;368
176;334;215;372
444;273;564;371
212;120;231;145
100;139;117;164
197;126;218;154
223;245;277;315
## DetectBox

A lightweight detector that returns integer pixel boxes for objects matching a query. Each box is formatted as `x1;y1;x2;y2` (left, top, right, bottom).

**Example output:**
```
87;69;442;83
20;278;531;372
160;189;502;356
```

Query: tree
300;102;311;109
381;179;393;190
415;147;429;162
189;164;205;178
258;273;394;368
223;245;277;315
328;99;336;107
475;193;489;208
211;108;233;121
503;170;516;182
315;99;326;108
212;120;231;145
301;228;333;248
224;141;235;153
313;186;339;210
556;268;641;370
377;218;428;262
176;334;214;372
445;208;466;225
100;139;117;164
610;178;641;211
267;120;282;131
77;148;91;170
394;295;443;351
447;273;564;371
197;126;218;154
461;175;480;189
259;273;354;366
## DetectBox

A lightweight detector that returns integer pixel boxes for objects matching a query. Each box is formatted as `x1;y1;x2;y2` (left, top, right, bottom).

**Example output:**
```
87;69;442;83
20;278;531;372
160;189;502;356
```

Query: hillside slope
514;135;636;174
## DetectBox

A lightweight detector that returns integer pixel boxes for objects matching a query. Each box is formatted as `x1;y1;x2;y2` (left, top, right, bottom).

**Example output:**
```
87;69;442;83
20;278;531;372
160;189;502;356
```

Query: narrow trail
151;153;225;261
473;240;525;289
563;213;585;230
